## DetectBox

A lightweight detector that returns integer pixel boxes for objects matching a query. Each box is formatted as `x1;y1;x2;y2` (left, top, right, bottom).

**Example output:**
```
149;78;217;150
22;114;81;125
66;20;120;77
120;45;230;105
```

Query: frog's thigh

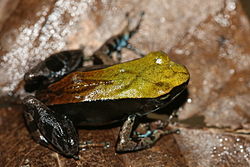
23;95;79;156
24;101;50;147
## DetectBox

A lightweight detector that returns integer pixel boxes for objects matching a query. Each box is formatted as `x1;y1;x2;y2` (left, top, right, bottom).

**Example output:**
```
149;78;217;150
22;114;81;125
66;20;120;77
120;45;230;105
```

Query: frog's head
139;51;189;95
110;51;190;100
148;51;190;102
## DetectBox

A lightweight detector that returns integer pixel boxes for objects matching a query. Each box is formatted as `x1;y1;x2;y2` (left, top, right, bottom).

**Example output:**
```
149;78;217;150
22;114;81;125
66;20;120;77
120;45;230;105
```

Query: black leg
92;12;145;65
121;11;145;57
126;44;145;57
24;109;51;147
23;96;79;159
124;11;145;39
24;50;84;92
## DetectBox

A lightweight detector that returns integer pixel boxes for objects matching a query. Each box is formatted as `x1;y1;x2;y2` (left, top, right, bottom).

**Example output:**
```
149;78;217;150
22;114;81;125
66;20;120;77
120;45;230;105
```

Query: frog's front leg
116;115;178;152
23;96;79;159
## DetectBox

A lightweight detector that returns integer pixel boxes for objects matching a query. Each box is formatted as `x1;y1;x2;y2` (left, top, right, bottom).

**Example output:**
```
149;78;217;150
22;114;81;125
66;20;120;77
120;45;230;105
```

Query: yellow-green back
37;51;190;105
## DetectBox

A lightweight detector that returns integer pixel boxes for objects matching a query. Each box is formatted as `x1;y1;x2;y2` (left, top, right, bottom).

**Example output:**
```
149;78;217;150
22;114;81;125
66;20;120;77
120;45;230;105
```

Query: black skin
24;50;84;92
23;12;185;159
23;96;79;159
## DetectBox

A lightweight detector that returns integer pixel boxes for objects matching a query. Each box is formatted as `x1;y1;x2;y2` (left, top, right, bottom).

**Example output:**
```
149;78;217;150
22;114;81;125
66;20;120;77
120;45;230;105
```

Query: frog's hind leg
126;43;145;57
24;50;84;92
92;12;145;65
116;115;179;152
23;111;74;158
24;105;51;147
118;11;145;58
123;11;145;57
23;96;79;159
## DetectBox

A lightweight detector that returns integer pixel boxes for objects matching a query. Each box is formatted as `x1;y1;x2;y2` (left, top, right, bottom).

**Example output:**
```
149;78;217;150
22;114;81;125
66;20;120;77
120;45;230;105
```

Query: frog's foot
116;115;179;152
23;96;79;159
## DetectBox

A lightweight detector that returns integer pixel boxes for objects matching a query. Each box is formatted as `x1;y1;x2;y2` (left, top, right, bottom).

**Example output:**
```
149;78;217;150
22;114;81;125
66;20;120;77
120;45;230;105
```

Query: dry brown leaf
1;0;250;166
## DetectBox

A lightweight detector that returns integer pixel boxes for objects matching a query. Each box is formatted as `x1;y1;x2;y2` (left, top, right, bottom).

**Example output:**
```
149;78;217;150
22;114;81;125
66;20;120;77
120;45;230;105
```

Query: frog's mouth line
160;79;189;102
140;79;189;116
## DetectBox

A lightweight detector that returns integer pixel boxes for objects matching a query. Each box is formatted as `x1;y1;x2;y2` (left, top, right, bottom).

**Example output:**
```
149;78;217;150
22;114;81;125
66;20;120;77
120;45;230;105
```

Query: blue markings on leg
137;130;154;138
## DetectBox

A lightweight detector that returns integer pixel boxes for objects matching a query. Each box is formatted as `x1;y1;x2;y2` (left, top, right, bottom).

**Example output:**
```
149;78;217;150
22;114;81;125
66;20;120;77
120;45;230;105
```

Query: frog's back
36;52;189;105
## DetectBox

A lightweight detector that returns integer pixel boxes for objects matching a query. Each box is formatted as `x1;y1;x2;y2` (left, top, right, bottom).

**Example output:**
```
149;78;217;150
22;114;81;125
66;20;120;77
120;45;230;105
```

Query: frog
22;12;190;159
23;51;189;159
